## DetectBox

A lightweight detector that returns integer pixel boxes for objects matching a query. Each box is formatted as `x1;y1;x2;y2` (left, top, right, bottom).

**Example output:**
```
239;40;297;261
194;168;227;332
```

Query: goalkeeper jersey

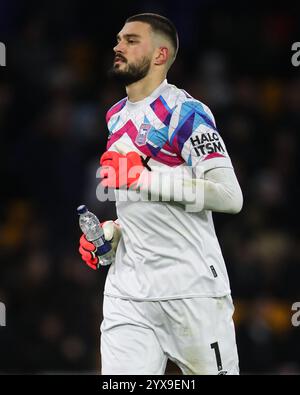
103;79;234;300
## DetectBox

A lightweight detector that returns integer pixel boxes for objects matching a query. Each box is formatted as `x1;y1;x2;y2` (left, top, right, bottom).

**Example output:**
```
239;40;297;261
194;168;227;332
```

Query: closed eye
116;33;141;45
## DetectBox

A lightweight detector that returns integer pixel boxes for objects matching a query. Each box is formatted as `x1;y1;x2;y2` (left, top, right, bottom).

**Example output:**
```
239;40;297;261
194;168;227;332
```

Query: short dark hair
126;13;179;60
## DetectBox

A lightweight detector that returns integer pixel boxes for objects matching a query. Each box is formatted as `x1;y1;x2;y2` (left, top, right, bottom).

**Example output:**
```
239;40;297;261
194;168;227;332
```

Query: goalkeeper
79;13;243;375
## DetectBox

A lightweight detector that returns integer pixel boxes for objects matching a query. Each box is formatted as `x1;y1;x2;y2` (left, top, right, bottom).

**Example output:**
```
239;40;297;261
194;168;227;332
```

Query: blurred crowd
0;0;300;374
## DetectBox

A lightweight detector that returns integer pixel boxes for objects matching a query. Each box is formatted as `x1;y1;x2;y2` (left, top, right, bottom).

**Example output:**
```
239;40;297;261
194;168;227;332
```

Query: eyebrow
116;33;141;41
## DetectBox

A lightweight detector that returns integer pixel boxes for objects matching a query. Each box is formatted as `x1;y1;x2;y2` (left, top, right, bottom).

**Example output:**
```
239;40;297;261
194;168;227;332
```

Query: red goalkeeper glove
100;151;144;189
79;234;99;270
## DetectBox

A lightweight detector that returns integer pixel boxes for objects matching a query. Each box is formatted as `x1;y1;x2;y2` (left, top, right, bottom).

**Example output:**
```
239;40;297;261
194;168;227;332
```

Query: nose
113;41;125;54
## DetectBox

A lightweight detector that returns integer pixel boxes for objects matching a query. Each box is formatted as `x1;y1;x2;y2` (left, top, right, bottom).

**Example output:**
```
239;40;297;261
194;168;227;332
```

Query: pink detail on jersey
151;97;171;125
106;98;127;124
106;120;138;149
162;139;177;154
169;134;182;156
106;120;183;167
203;152;226;161
146;147;184;166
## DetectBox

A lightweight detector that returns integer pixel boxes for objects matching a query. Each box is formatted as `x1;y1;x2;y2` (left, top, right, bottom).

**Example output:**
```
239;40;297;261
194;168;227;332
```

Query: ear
154;47;169;66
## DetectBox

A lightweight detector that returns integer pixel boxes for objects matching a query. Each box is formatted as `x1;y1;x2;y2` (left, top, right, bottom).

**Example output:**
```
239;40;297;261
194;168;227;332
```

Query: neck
126;73;166;102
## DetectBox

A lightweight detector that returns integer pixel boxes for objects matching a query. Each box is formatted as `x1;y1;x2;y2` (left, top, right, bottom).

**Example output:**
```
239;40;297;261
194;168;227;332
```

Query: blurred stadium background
0;0;300;374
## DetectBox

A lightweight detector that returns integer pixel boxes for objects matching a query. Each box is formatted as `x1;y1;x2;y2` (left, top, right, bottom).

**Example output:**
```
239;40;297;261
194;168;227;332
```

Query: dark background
0;0;300;374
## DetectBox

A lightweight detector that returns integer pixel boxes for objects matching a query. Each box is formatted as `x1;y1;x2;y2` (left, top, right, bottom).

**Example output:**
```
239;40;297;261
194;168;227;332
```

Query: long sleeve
137;165;243;213
202;167;243;213
137;96;243;213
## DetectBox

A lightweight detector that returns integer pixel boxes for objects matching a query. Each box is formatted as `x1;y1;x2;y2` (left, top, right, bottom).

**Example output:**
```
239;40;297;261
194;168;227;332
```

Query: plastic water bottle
77;205;115;267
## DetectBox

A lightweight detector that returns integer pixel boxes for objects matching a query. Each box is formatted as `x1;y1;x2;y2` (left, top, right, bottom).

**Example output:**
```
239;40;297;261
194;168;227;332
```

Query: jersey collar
126;79;169;110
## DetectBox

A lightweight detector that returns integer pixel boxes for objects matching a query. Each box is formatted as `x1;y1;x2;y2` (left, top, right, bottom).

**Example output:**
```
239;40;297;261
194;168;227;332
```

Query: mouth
114;56;126;64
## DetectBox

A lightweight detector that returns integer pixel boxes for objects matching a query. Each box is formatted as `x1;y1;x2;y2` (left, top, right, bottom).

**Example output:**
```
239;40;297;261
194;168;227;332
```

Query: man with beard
79;13;243;375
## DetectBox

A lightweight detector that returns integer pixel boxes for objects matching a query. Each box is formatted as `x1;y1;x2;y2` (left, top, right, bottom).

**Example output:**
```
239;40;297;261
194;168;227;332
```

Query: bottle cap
77;205;88;215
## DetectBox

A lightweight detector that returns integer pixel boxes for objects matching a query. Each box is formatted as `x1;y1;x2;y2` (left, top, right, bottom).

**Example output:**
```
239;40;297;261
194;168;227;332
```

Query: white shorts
100;295;239;375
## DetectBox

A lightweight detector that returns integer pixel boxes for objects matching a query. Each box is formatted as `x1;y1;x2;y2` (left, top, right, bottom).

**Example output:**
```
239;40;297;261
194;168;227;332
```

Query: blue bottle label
96;241;112;256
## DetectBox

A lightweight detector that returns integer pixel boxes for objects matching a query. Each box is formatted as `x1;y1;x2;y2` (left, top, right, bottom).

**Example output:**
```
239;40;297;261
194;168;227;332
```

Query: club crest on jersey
135;123;151;146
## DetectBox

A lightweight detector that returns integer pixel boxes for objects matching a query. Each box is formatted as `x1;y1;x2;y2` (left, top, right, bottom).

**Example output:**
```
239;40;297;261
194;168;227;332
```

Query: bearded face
109;54;152;86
